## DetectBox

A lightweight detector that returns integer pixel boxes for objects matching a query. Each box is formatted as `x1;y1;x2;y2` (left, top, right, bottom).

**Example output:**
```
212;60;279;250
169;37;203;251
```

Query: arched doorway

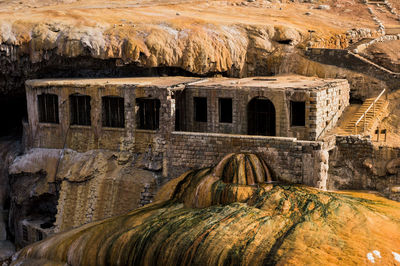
247;98;276;136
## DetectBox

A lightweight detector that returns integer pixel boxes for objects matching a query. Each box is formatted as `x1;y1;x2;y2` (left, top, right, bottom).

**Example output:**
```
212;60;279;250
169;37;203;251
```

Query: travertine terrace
0;0;400;264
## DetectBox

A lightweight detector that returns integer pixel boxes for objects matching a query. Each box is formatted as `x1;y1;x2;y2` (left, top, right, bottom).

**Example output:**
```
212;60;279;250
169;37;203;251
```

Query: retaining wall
328;135;400;193
167;131;328;188
306;48;400;95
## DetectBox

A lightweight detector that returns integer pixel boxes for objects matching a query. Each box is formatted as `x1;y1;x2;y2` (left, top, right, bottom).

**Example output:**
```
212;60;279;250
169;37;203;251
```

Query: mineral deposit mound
12;154;400;265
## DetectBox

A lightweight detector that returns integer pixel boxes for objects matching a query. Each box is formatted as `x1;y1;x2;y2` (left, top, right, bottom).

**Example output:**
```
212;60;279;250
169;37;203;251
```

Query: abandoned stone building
18;75;351;245
24;75;350;186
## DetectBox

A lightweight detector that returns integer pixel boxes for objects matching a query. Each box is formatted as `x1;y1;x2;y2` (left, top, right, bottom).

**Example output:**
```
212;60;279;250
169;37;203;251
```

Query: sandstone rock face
0;0;380;96
11;153;400;265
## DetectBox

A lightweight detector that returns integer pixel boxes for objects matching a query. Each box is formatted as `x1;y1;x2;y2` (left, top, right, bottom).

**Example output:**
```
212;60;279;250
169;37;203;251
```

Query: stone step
341;97;388;134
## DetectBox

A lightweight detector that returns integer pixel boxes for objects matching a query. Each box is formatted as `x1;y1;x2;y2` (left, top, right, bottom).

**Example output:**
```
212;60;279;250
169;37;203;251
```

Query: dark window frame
247;98;276;136
219;98;233;123
102;96;125;128
36;230;43;241
37;94;59;124
70;94;91;126
194;97;207;123
22;225;28;241
136;98;161;130
290;101;306;127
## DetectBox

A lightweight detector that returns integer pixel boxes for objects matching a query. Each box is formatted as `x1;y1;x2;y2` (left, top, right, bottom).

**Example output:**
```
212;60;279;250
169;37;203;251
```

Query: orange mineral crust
13;154;400;265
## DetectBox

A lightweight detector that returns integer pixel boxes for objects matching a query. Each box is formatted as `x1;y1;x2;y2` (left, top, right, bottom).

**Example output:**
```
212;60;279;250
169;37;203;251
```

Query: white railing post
354;88;385;135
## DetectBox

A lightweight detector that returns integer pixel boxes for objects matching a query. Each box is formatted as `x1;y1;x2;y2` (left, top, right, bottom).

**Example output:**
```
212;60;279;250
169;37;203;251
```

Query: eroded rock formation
0;138;20;263
11;153;400;265
7;148;160;247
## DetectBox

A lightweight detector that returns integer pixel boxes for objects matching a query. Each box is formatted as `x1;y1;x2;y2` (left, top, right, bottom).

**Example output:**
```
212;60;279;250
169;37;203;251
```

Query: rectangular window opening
36;230;43;241
37;94;59;124
70;94;91;126
102;96;125;128
22;225;28;241
219;98;232;123
194;97;207;122
136;98;160;130
291;101;306;126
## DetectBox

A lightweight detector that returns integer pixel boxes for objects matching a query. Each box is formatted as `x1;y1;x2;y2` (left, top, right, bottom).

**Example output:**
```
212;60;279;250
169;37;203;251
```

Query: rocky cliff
0;0;391;135
11;153;400;265
0;0;379;96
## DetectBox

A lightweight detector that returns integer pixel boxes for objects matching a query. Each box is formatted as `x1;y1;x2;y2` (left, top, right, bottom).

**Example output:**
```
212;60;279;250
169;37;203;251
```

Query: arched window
247;97;276;136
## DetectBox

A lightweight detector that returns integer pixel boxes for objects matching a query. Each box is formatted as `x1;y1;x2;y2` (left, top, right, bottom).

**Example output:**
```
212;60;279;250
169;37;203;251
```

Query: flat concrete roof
26;76;201;88
26;75;348;91
188;75;348;91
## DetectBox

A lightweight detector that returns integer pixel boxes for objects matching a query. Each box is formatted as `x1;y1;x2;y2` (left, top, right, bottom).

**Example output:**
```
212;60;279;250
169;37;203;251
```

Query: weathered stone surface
0;240;15;261
328;135;400;195
11;154;400;265
8;148;160;247
0;138;21;249
387;158;400;175
0;0;383;98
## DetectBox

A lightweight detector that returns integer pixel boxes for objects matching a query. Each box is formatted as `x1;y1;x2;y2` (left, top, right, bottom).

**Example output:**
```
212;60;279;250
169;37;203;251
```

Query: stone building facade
25;77;199;152
25;75;350;187
177;76;349;140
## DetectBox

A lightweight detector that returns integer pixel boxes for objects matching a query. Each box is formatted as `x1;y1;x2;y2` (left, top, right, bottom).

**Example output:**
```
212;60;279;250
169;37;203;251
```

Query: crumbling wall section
328;135;400;195
54;150;158;232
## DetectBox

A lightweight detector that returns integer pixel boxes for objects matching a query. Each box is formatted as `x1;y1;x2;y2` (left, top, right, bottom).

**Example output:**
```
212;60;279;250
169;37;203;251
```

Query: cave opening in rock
349;98;364;105
0;96;27;137
277;39;292;45
12;193;58;247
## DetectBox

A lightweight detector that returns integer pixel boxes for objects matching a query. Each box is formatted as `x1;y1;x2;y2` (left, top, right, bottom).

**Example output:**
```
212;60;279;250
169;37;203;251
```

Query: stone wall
25;82;174;153
54;150;159;232
352;34;400;54
313;83;350;139
306;48;400;97
179;80;349;140
167;131;328;189
328;135;400;194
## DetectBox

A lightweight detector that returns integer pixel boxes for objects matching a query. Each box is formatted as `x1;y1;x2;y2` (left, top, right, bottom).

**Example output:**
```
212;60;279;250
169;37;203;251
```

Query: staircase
343;90;388;135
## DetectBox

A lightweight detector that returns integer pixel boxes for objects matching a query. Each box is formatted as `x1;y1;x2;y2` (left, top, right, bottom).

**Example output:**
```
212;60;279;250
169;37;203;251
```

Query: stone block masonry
306;48;400;96
329;135;400;193
24;76;347;190
167;131;329;189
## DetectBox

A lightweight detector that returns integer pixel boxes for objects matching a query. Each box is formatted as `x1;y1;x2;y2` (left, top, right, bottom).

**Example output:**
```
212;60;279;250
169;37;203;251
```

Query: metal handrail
354;88;386;134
